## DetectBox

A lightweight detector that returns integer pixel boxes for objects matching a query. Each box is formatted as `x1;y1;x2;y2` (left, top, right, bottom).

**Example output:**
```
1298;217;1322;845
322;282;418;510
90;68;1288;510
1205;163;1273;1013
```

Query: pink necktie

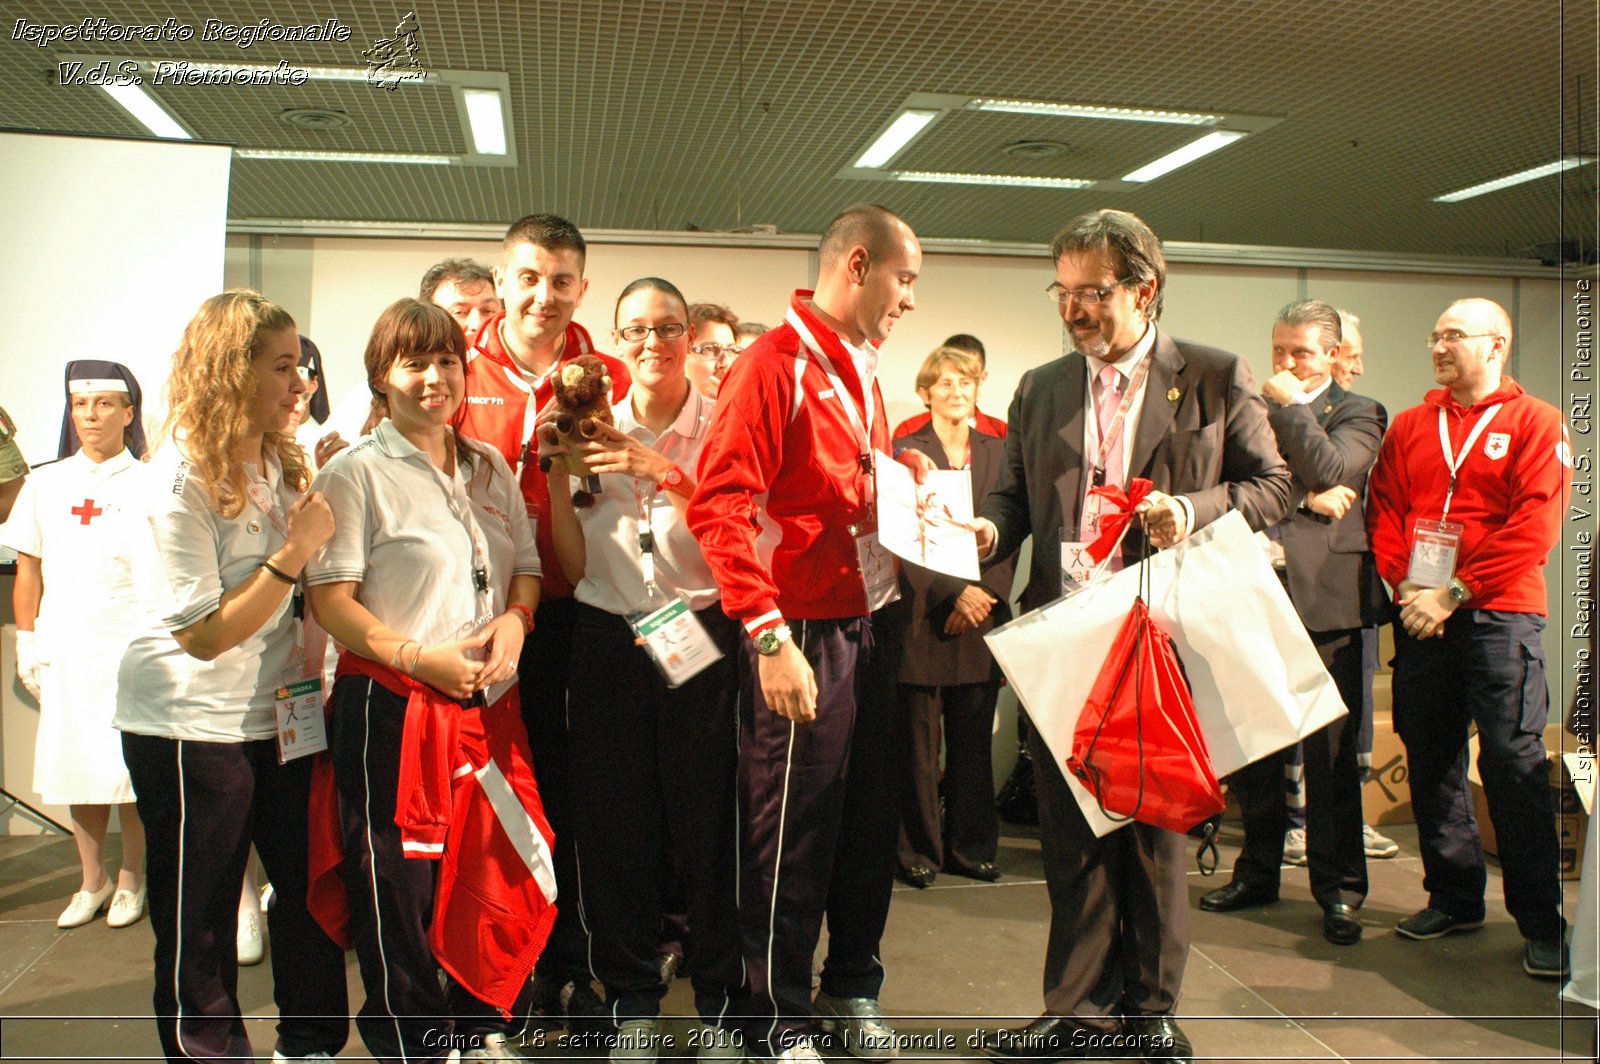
1097;364;1125;489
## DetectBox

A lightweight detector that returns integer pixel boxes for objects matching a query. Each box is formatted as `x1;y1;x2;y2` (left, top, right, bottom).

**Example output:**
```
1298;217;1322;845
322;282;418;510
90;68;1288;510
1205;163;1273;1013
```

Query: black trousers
1027;720;1188;1029
1225;628;1368;909
517;596;586;986
1392;610;1564;941
739;616;900;1052
566;602;746;1025
329;676;502;1063
122;732;349;1063
895;680;1000;873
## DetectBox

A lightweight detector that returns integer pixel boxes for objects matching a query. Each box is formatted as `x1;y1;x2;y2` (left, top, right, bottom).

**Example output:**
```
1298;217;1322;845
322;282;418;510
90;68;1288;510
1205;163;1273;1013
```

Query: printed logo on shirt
482;503;513;534
466;395;506;406
818;388;836;400
1484;432;1510;461
171;461;190;495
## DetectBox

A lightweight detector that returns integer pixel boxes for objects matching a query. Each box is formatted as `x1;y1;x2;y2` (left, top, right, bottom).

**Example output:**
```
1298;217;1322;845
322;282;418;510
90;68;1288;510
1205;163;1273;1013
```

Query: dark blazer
1267;384;1389;632
981;329;1293;614
889;425;1016;687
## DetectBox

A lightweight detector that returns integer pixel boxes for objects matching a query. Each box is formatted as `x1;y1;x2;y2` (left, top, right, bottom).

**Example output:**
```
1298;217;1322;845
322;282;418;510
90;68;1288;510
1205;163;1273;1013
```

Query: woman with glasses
542;277;747;1056
685;301;742;399
114;290;349;1062
889;345;1016;889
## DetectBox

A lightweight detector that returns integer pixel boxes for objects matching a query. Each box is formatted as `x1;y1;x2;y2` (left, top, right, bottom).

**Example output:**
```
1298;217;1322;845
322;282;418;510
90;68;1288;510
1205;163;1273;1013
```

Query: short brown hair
1050;209;1167;320
915;345;984;394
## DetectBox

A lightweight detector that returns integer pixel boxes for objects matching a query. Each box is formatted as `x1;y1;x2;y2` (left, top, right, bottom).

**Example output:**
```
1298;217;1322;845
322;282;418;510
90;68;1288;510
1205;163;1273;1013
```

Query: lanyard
421;449;493;616
243;464;305;676
635;487;659;591
1085;355;1151;488
787;307;877;499
1436;403;1503;519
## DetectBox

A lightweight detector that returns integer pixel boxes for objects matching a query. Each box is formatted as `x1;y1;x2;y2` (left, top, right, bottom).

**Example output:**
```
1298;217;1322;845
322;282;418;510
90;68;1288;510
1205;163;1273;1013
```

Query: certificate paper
876;453;980;580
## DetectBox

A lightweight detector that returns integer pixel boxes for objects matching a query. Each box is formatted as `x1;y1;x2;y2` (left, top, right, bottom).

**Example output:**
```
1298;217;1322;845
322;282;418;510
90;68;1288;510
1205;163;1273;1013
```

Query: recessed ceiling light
235;148;454;165
856;109;941;168
1433;157;1597;202
999;139;1070;159
100;83;190;140
1122;130;1246;182
462;89;507;155
278;108;353;130
894;171;1095;189
969;98;1221;126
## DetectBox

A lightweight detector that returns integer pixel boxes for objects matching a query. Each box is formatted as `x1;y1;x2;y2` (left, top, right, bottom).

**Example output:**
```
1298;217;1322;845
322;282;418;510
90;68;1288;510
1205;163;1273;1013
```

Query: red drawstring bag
1063;482;1225;834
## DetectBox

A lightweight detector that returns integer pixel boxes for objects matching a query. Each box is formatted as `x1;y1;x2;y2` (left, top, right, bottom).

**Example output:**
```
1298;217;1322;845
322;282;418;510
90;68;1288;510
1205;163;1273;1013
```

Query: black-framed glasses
690;342;742;362
618;322;688;342
1426;330;1498;348
1045;277;1137;306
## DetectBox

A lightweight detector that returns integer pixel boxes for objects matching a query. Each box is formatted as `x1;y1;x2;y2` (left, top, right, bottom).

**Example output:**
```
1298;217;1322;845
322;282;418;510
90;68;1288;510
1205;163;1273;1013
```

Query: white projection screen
0;132;231;464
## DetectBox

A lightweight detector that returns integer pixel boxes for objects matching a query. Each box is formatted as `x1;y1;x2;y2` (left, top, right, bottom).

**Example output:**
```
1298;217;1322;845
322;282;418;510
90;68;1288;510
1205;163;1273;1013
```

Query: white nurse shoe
58;878;115;929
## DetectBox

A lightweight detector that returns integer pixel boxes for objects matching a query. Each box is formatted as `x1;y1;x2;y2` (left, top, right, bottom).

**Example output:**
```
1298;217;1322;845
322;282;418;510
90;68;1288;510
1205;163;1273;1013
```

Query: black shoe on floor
948;861;1001;882
1198;881;1277;913
1121;1014;1193;1063
1395;907;1484;940
898;863;936;889
981;1016;1097;1060
1524;938;1570;979
1322;903;1362;946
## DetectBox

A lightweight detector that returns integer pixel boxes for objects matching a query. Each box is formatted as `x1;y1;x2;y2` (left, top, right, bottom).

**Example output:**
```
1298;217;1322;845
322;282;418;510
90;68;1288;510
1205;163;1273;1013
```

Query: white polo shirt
115;444;301;741
572;386;720;616
305;421;540;705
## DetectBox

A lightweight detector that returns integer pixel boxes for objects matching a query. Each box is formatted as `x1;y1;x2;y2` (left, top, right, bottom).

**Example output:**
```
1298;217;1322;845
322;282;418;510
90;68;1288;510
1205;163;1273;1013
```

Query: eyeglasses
1427;330;1499;348
689;342;742;362
1044;277;1137;306
618;322;688;342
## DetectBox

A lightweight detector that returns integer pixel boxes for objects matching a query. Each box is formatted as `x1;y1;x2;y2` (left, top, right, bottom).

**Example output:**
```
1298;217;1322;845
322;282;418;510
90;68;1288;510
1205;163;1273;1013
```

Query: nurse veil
4;360;149;930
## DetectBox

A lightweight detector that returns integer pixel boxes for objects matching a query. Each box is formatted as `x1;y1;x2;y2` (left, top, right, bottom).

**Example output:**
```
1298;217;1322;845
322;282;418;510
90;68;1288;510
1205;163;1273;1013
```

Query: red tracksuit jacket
687;290;892;629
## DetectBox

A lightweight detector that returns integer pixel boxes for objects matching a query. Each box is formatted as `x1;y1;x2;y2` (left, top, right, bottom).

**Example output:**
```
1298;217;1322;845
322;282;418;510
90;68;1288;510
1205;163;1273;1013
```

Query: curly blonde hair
163;290;309;517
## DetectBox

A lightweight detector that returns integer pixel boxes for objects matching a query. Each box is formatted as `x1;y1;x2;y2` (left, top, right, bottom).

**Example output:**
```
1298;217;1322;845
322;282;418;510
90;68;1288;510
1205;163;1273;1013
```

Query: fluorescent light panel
895;170;1094;189
970;98;1220;126
236;148;453;165
1433;156;1597;202
1122;130;1245;182
136;59;432;83
856;109;940;168
100;83;190;139
463;89;507;155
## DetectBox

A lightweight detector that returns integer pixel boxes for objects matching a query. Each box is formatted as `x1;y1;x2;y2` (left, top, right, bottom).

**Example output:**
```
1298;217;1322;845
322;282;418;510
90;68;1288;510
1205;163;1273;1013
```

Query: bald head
1448;298;1513;348
818;203;914;270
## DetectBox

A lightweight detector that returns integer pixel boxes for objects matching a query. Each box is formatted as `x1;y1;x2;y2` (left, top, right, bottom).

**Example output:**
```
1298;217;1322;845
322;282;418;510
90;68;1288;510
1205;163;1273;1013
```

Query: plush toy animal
537;354;614;507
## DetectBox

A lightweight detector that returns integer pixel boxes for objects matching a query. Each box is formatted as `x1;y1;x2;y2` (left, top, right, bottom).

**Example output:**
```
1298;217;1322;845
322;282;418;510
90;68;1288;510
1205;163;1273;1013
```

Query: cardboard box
1364;707;1413;826
1468;737;1596;881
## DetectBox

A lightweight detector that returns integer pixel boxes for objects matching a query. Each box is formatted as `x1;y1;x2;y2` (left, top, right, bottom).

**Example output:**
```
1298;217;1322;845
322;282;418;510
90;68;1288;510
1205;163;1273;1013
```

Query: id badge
1060;534;1097;594
274;676;328;763
854;528;901;611
1407;519;1463;588
629;598;723;688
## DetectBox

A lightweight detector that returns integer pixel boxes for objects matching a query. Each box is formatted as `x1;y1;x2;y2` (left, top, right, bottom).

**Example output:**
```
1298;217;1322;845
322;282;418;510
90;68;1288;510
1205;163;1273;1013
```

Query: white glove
14;629;41;700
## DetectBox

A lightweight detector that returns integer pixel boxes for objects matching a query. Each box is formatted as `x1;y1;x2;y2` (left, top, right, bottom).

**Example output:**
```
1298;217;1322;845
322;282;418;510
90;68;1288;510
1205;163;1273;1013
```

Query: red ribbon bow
1084;477;1153;563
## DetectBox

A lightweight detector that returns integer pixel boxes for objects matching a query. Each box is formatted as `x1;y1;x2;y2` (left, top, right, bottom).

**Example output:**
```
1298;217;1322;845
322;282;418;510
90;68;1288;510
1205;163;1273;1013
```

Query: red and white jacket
307;653;558;1013
1367;377;1569;614
458;313;630;599
687;290;891;629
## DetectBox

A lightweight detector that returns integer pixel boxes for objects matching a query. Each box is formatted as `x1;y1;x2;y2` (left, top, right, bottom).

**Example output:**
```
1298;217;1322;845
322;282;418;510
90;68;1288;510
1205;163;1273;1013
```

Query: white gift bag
986;510;1348;836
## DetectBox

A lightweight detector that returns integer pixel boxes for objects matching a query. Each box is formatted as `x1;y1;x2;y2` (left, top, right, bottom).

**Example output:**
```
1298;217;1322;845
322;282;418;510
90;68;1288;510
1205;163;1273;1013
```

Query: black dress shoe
948;861;1001;882
898;863;936;889
1122;1014;1193;1064
982;1016;1102;1061
1197;880;1278;913
1323;903;1363;946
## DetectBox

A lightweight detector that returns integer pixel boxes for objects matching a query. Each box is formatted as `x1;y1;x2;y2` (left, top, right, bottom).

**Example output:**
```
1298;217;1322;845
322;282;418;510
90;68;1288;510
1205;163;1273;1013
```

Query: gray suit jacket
1268;383;1389;632
981;328;1292;614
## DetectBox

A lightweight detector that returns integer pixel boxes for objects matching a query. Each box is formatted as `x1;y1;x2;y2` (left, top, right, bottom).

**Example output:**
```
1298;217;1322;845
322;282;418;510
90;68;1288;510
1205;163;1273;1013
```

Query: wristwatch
755;624;793;656
659;464;688;496
1446;577;1471;604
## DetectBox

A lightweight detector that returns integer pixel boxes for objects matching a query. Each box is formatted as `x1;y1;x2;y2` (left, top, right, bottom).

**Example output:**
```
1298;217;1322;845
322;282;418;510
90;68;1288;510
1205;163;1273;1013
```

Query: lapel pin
1166;387;1180;402
1323;403;1333;415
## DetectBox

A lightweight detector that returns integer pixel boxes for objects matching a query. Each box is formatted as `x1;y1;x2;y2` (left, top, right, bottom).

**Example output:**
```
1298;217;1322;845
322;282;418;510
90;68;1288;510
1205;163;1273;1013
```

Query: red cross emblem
70;499;103;525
